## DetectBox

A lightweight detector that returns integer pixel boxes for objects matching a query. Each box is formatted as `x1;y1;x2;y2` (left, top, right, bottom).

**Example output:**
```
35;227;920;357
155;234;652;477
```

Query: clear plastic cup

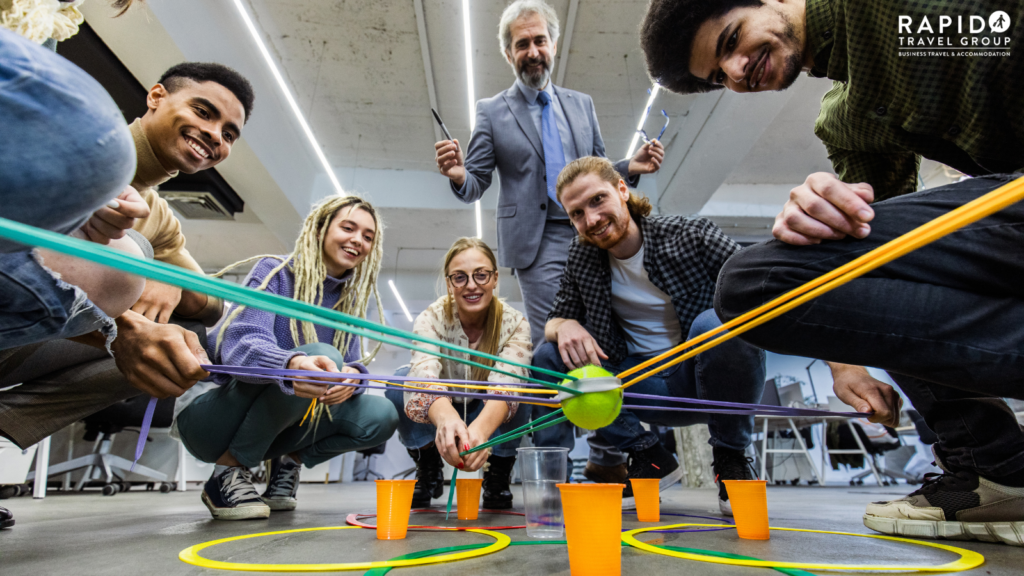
723;480;770;540
456;478;483;520
517;447;568;538
559;483;624;576
375;479;417;540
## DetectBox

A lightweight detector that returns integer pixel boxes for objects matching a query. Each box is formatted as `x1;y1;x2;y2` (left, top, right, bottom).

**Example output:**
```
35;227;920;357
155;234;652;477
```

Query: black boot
1;505;13;529
483;455;516;509
407;444;444;508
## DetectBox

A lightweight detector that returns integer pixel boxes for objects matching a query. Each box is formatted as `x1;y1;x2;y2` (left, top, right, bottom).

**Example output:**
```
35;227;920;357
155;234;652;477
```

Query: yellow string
376;380;558;395
299;399;317;427
618;175;1024;389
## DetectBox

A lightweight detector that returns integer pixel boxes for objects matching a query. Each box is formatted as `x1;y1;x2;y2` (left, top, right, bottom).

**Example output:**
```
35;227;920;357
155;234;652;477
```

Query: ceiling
78;0;959;321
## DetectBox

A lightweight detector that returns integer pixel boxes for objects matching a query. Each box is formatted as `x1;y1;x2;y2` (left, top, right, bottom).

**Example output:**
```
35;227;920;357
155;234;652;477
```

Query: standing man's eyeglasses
447;270;495;287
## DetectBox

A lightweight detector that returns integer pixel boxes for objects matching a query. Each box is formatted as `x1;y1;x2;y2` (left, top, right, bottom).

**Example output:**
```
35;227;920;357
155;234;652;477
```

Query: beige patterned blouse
403;296;532;424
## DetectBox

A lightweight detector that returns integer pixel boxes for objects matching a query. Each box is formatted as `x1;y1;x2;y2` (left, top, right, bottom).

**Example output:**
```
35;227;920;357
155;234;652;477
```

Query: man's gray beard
518;64;551;90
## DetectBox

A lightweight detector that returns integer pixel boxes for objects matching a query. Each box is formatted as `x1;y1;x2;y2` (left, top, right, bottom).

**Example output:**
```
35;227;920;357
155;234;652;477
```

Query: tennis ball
560;366;623;430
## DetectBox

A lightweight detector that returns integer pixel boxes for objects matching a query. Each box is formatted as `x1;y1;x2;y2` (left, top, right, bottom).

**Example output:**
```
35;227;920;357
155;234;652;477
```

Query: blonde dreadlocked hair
212;195;386;364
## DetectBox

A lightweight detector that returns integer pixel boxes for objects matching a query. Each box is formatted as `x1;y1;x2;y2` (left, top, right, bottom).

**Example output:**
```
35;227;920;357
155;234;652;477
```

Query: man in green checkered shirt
642;0;1024;546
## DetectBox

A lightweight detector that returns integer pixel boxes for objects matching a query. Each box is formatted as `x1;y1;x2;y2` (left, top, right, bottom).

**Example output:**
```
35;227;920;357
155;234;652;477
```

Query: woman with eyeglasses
385;237;532;510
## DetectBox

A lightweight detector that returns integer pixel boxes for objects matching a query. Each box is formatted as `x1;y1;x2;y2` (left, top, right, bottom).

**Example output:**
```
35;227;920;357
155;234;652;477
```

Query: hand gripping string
0;217;579;394
617;175;1024;389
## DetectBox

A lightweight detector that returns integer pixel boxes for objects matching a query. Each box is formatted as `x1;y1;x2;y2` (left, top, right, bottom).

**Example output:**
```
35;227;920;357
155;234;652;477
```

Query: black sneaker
407;444;444;508
261;457;301;511
0;505;13;529
483;455;516;509
201;466;270;520
712;446;756;516
622;441;682;509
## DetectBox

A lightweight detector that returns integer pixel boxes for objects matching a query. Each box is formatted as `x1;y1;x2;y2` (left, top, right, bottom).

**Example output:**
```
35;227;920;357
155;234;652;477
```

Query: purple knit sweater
206;257;368;395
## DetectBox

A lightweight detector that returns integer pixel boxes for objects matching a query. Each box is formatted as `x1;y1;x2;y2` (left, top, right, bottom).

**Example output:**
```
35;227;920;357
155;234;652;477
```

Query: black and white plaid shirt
547;215;740;365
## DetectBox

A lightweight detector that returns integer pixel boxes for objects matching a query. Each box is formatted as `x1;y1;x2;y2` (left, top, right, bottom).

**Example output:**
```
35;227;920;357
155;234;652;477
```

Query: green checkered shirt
807;0;1024;201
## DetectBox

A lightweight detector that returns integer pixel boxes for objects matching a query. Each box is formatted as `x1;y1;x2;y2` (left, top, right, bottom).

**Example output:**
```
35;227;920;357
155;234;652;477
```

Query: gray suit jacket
452;83;638;270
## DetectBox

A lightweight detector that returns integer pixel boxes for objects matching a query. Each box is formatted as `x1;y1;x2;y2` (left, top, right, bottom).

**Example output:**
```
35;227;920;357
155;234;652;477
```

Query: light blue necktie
537;91;566;209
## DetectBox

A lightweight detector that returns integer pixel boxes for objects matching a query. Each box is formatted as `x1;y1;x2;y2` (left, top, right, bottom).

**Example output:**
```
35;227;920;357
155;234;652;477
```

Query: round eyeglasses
447;270;495;287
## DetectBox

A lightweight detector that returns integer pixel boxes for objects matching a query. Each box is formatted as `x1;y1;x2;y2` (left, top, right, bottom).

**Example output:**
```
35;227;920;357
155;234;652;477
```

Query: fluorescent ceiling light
462;0;482;238
388;279;414;322
231;0;343;194
626;84;661;158
462;0;475;130
475;201;482;239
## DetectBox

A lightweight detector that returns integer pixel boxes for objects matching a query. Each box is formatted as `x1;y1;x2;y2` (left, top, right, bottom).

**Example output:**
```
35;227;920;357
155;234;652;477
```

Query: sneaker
201;466;271;520
261;457;301;511
407;444;445;508
712;446;756;517
584;461;628;485
0;505;13;529
863;470;1024;546
622;442;683;510
483;455;516;509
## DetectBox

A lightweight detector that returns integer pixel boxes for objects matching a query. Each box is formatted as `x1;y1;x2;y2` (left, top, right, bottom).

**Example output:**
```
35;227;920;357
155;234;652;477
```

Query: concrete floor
0;483;1018;575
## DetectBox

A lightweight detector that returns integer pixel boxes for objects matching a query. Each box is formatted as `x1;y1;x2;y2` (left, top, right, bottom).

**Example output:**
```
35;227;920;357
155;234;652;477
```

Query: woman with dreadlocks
172;195;398;521
385;237;532;510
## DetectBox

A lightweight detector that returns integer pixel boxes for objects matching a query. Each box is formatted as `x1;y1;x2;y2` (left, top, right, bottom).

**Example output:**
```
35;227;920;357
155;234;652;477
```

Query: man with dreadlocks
172;196;399;521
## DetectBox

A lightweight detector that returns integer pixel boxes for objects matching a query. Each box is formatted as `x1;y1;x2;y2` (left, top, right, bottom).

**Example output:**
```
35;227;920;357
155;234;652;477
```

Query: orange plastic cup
722;480;770;540
558;483;624;576
456;478;483;520
629;478;660;522
375;479;417;540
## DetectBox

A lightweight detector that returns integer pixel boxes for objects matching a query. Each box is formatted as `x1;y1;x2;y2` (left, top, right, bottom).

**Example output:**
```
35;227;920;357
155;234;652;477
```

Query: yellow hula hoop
178;526;510;572
622;524;985;572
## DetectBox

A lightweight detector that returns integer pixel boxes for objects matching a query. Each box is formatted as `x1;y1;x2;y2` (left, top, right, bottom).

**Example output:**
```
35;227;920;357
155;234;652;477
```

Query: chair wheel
120;481;132;493
159;483;172;493
102;484;118;496
0;485;18;499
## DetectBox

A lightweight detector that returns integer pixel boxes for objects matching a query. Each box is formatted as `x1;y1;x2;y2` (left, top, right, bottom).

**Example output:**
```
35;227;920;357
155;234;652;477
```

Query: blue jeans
532;309;766;452
384;366;533;458
0;29;135;350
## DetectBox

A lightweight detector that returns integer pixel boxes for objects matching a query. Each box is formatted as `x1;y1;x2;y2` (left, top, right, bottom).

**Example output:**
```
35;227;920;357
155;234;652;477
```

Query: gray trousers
513;219;626;465
0;319;203;448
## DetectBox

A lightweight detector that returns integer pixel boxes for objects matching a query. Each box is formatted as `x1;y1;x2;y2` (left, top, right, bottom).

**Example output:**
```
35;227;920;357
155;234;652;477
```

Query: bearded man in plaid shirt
531;156;766;515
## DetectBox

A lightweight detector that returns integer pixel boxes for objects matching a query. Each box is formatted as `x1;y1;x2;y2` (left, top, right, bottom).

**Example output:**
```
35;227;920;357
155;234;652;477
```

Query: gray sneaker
863;469;1024;546
261;457;301;511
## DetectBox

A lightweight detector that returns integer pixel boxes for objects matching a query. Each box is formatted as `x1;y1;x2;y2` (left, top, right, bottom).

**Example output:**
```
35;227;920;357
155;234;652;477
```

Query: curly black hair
641;0;763;94
157;62;255;123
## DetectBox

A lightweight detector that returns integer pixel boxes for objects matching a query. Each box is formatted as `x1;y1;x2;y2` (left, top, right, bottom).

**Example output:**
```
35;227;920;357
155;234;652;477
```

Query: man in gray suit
434;0;663;480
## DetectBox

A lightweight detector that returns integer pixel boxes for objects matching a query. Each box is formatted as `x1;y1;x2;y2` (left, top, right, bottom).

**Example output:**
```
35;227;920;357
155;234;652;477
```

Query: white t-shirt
609;242;683;356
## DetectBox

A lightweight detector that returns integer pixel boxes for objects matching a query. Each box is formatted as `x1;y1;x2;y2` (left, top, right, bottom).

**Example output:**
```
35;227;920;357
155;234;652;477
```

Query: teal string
0;217;578;392
461;413;568;457
444;469;458;520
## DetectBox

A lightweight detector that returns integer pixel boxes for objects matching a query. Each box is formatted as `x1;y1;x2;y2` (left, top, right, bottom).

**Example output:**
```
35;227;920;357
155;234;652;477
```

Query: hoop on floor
622;523;985;572
178;525;509;572
346;508;526;530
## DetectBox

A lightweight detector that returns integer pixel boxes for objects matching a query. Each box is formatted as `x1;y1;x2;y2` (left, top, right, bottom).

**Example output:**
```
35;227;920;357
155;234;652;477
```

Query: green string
461;414;569;456
362;540;817;576
445;410;569;518
0;217;579;393
444;469;458;521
